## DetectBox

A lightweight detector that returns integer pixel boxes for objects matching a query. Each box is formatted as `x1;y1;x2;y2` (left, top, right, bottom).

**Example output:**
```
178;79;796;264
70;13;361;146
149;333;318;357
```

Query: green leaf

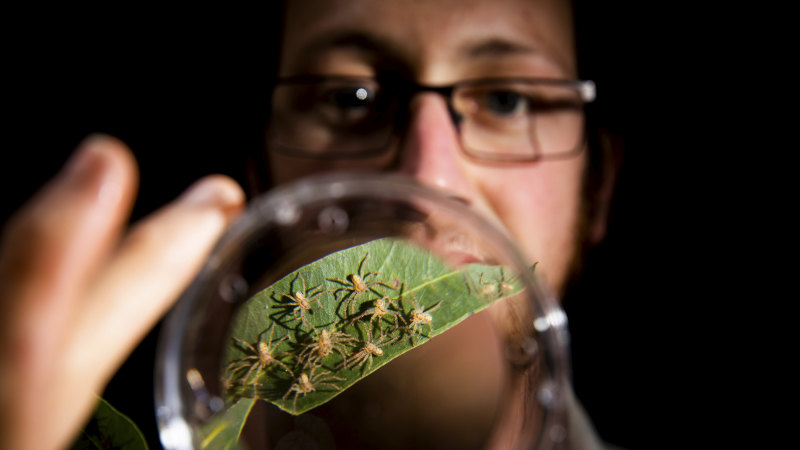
69;397;148;450
198;398;255;450
222;237;524;416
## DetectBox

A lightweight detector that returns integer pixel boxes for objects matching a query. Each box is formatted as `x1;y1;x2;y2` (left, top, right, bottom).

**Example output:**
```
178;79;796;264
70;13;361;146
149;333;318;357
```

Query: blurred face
268;0;584;296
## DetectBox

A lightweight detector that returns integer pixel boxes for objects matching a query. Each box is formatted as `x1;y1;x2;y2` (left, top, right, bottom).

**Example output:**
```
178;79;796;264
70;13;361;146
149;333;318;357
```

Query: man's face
269;0;585;296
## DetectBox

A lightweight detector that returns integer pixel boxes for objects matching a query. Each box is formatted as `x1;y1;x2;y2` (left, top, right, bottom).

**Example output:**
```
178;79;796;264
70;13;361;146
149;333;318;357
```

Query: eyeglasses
268;75;596;162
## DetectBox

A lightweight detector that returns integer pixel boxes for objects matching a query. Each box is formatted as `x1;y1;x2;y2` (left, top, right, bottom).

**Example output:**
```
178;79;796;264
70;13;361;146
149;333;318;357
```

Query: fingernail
61;134;128;208
63;134;109;183
179;176;245;214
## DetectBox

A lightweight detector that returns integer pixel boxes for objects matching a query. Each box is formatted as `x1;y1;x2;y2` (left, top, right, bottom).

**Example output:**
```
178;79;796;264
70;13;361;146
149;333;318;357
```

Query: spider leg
357;252;369;275
407;323;423;346
425;301;442;314
233;338;256;354
394;311;408;327
372;279;398;290
226;357;255;378
333;345;350;370
307;282;324;295
289;272;302;294
273;358;295;377
341;290;362;315
351;352;367;371
291;307;315;330
367;286;388;298
282;388;301;414
273;334;291;348
317;380;344;391
349;307;374;326
299;274;307;295
382;331;401;346
292;392;300;414
241;361;263;385
297;342;315;362
327;277;351;290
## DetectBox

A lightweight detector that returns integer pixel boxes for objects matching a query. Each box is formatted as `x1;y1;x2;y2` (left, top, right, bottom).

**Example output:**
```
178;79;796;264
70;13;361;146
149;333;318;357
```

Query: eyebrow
462;38;538;59
288;30;544;75
298;31;407;63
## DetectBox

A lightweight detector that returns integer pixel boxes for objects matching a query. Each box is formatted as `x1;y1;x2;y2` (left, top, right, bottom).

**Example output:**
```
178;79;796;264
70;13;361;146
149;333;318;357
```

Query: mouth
447;250;483;265
434;227;495;267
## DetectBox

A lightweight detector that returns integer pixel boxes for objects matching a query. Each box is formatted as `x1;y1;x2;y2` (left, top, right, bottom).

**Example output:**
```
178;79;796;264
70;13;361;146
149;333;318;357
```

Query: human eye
271;76;398;158
482;89;528;117
458;81;583;127
456;84;534;129
312;80;379;127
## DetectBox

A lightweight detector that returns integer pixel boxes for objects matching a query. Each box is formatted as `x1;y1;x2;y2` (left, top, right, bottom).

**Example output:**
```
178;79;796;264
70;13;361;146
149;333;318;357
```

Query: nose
395;93;474;203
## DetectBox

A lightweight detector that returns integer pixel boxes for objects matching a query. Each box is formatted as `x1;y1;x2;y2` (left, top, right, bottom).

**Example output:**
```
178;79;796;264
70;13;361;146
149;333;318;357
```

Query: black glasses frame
269;75;596;162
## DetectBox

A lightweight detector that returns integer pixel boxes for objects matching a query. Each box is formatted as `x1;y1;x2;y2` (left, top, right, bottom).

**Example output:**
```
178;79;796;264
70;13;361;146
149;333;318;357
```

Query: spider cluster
474;268;519;300
281;319;410;412
332;254;443;348
225;251;447;414
346;287;443;348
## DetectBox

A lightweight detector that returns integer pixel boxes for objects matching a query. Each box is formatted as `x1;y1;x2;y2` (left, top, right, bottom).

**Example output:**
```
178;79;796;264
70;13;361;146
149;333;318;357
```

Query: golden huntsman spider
328;252;398;316
225;323;294;390
282;364;345;414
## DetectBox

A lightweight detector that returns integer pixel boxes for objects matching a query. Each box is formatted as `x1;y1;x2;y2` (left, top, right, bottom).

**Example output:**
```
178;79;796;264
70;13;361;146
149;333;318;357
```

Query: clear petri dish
154;173;570;450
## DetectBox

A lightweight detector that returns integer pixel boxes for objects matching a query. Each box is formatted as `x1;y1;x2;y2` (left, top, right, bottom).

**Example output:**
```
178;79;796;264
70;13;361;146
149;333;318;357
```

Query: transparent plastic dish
154;173;570;450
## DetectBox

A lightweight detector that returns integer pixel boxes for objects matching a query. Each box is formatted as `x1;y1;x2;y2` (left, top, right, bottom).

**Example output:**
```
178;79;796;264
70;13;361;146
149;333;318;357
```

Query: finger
66;174;245;385
0;135;138;450
0;134;137;390
0;135;138;338
50;175;243;450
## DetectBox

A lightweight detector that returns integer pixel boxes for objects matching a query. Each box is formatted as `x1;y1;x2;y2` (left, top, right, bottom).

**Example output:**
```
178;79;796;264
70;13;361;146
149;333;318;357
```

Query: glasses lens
270;78;394;157
454;81;586;161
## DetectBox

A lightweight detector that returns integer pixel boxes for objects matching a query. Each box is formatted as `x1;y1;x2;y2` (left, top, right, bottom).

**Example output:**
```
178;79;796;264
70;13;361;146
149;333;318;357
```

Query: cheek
472;161;584;293
267;153;329;185
267;152;396;186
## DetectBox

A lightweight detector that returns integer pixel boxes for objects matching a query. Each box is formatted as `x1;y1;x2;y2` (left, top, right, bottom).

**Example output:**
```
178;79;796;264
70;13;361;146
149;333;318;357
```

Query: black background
1;3;693;449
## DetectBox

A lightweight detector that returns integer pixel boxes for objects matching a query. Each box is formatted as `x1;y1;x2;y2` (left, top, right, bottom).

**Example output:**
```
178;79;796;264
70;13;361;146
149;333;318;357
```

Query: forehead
280;0;576;81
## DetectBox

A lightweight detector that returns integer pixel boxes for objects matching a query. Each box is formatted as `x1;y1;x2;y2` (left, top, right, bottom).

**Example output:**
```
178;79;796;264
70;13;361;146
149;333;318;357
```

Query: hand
0;135;245;450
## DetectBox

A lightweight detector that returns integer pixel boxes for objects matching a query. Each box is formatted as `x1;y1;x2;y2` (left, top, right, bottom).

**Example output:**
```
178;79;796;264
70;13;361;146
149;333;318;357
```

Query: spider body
226;324;293;390
281;365;344;413
328;252;398;316
498;268;516;295
351;273;368;293
298;328;355;368
480;283;498;296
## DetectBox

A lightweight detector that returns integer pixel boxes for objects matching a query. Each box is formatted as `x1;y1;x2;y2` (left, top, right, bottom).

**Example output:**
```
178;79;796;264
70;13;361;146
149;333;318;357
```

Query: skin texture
0;135;245;450
270;0;587;296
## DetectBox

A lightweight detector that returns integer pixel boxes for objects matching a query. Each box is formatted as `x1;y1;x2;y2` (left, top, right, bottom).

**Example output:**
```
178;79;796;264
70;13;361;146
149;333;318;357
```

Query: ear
588;128;624;245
